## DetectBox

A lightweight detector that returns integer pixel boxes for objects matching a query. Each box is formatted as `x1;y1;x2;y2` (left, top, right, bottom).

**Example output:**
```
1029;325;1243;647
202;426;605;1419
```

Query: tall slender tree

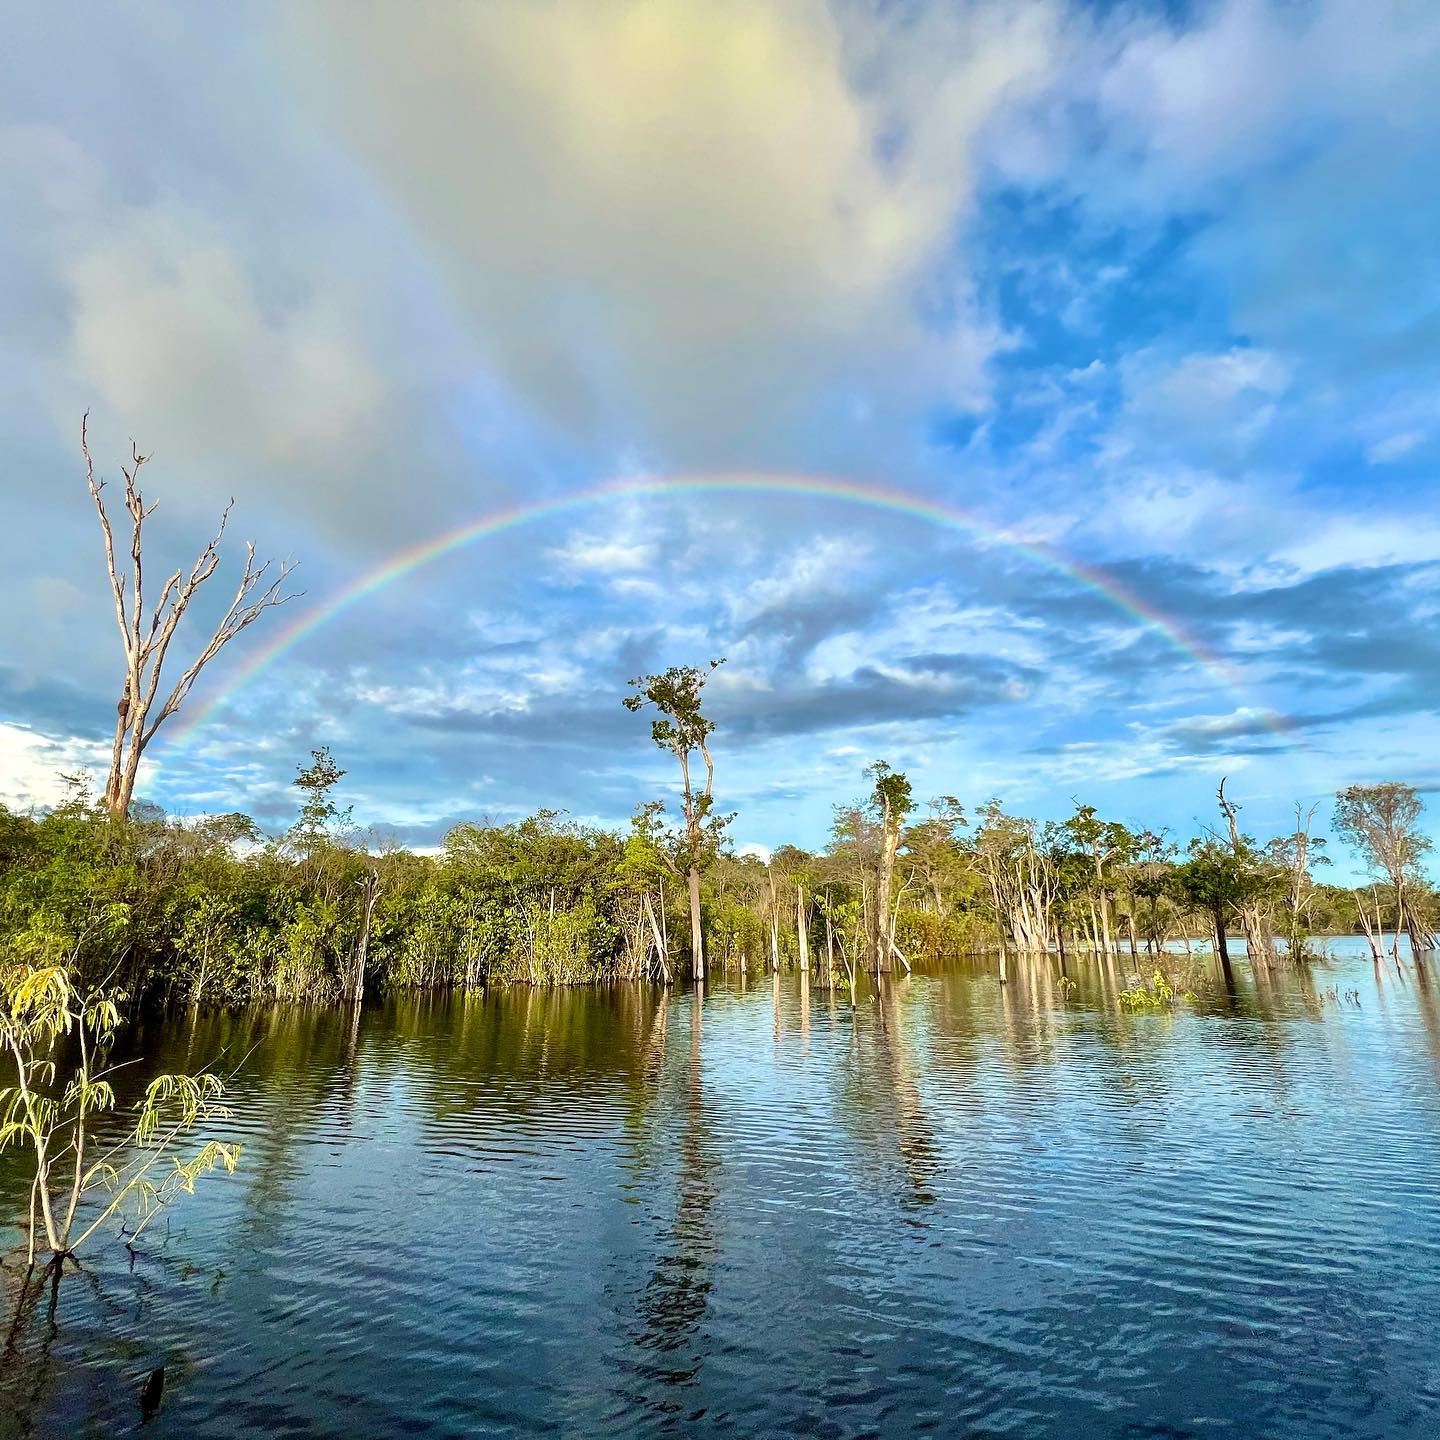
623;660;729;981
82;415;298;816
291;746;350;846
866;761;913;973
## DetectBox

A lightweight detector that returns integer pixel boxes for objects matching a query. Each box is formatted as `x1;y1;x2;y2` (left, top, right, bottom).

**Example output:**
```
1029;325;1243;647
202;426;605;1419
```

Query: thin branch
81;413;130;652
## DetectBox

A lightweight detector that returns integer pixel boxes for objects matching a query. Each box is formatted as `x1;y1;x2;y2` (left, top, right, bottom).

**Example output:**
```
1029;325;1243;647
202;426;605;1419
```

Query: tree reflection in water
624;982;719;1420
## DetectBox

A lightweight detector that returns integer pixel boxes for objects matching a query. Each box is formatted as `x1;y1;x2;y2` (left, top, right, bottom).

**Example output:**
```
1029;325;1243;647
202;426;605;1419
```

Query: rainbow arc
169;472;1294;746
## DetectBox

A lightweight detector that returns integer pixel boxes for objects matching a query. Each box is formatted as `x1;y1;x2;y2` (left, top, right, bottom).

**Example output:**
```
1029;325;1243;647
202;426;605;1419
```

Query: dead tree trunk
644;893;672;985
767;865;780;972
1357;886;1384;963
796;885;811;972
1398;879;1435;958
349;869;381;1004
687;866;705;982
82;415;297;816
873;800;901;975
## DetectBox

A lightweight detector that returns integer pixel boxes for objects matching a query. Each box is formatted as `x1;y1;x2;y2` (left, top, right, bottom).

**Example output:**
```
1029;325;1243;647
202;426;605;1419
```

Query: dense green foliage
0;763;1432;1005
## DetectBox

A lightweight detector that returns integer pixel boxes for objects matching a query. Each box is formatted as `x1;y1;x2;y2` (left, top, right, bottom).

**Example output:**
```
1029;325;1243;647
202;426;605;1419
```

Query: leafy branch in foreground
0;952;239;1267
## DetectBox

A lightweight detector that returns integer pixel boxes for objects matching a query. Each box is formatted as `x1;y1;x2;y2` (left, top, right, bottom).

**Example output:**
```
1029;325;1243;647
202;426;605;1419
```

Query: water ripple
3;944;1440;1437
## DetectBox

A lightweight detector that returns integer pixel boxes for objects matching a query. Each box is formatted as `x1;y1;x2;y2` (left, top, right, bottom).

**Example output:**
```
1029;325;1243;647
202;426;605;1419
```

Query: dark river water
4;940;1440;1438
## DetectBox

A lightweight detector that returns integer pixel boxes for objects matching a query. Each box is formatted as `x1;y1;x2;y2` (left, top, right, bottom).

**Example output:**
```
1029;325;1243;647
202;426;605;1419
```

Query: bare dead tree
81;414;299;816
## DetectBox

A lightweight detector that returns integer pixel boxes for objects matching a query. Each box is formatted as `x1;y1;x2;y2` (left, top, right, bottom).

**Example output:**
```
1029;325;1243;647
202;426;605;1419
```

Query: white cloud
65;211;383;468
1120;346;1290;451
1273;517;1440;574
995;0;1440;389
1015;0;1440;206
548;533;657;576
0;124;404;540
1366;431;1425;465
727;535;872;624
290;0;1057;461
0;722;109;810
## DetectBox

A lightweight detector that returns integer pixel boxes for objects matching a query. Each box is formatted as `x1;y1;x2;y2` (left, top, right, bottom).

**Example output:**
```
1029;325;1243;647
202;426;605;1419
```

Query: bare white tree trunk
644;893;671;985
796;885;810;971
82;415;298;815
350;870;381;1004
687;866;705;982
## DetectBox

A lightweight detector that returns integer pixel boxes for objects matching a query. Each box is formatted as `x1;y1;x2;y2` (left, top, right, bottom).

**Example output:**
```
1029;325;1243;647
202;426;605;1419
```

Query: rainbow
169;472;1293;744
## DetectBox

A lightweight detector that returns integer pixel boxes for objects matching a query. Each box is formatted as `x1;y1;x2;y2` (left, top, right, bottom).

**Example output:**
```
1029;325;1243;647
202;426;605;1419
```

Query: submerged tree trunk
1095;853;1114;955
796;886;810;972
349;870;380;1004
1398;879;1434;958
644;893;671;984
1240;906;1274;969
767;866;780;973
688;865;705;982
1357;886;1385;963
874;829;899;975
1212;903;1233;983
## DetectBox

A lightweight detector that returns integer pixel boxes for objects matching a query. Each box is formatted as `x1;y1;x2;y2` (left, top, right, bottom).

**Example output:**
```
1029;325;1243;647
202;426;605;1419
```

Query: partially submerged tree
1060;803;1135;955
866;762;913;973
1333;782;1436;957
971;801;1053;953
1267;803;1328;960
288;748;386;1002
1212;779;1279;966
1126;829;1179;955
903;797;967;917
617;803;676;982
82;415;298;817
623;660;730;981
1172;841;1248;982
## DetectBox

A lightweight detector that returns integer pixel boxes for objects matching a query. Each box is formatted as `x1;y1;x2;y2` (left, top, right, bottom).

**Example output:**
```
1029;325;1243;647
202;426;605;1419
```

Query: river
3;940;1439;1437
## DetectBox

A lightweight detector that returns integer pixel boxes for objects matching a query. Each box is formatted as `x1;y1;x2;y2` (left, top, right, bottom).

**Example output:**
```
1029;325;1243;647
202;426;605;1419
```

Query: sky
2;0;1439;869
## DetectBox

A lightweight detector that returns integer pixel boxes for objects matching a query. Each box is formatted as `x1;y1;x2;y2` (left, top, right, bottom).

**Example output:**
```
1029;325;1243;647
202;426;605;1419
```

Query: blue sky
2;0;1438;869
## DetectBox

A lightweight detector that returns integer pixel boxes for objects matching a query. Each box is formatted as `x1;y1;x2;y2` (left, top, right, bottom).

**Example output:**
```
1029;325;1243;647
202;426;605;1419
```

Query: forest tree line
1;724;1432;1007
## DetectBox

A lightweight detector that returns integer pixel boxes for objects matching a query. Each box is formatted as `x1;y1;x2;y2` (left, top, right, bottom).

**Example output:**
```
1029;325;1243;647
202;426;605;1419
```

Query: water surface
4;941;1440;1438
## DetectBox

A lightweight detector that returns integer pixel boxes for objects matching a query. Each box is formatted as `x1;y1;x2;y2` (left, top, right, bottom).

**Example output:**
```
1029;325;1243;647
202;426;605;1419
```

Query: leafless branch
80;415;301;813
